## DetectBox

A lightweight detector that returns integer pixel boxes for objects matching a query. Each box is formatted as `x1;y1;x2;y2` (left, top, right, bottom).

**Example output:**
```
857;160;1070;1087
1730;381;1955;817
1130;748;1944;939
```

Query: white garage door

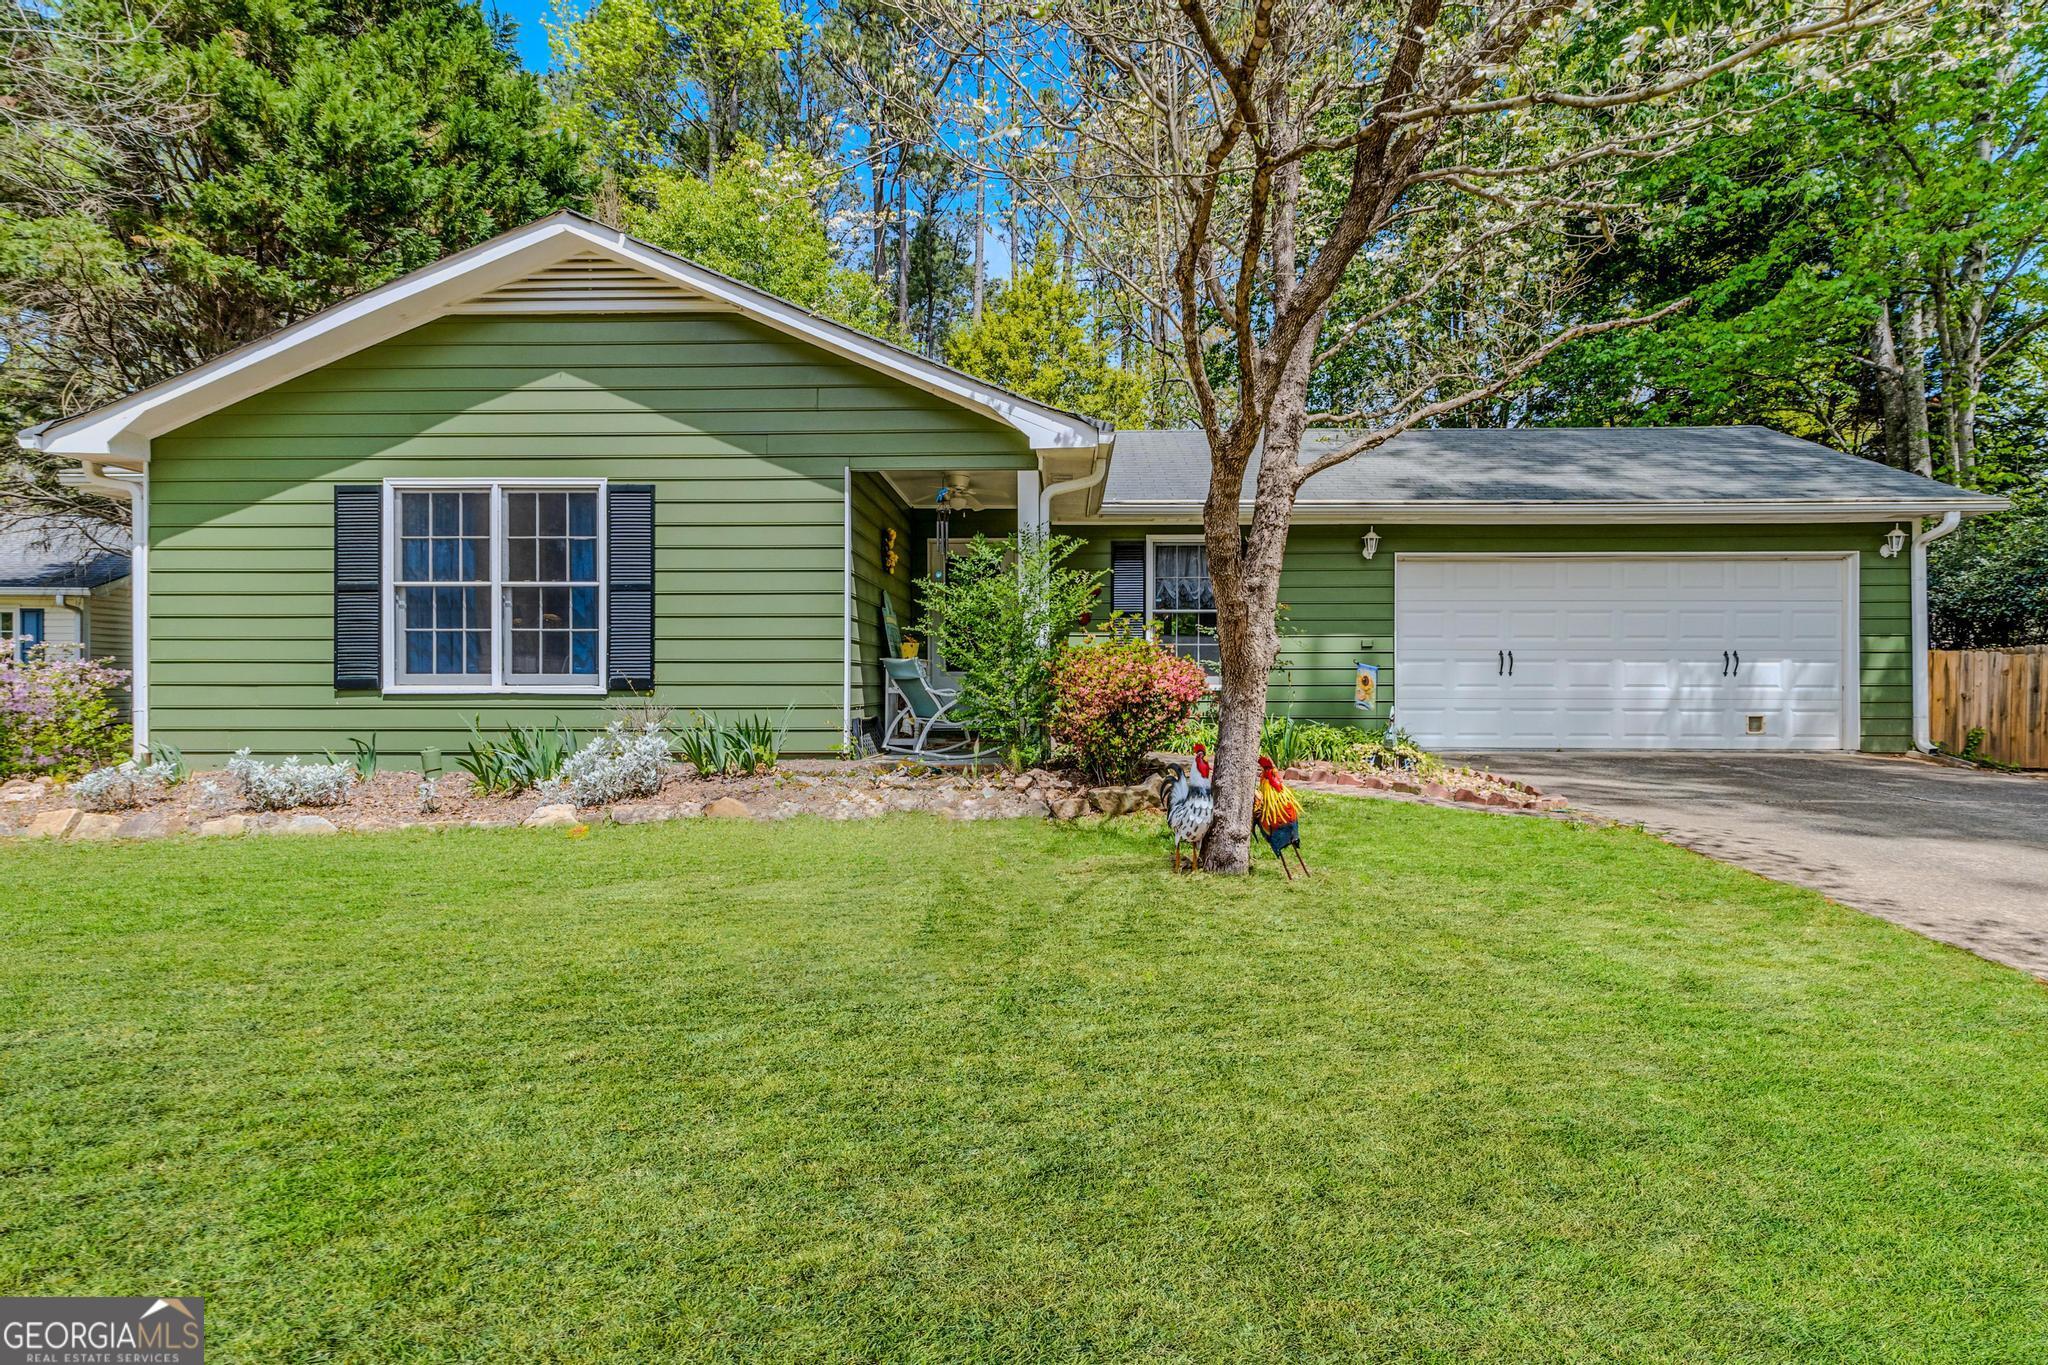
1394;556;1852;750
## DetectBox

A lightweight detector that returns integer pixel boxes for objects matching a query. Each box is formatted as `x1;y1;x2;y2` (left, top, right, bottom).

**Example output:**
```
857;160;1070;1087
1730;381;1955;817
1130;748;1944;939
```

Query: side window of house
1150;540;1219;665
0;610;13;660
390;484;604;689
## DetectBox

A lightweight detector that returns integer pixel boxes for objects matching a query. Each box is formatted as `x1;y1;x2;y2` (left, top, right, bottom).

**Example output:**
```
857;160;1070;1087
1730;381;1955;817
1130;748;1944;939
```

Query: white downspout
75;461;147;757
1911;510;1963;752
1028;453;1109;648
841;467;854;751
1037;452;1108;530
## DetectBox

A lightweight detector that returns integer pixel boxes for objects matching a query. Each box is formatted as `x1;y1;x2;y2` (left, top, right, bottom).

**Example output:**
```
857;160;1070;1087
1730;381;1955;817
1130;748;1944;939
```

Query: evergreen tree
945;239;1145;426
2;0;586;529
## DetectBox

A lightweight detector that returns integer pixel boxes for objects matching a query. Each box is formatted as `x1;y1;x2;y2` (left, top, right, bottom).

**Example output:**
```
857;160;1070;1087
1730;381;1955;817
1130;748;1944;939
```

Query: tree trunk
1200;395;1310;873
871;141;889;286
972;65;986;322
705;77;720;181
1900;295;1936;478
893;168;911;330
1869;307;1910;469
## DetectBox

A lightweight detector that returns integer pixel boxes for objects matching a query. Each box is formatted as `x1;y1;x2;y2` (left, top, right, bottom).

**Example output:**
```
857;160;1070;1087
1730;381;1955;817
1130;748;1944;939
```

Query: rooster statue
1254;755;1310;879
1163;744;1215;873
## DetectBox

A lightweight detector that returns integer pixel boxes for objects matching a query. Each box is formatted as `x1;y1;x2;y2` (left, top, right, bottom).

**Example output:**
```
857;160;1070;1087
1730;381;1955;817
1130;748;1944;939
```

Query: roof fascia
1083;496;2010;524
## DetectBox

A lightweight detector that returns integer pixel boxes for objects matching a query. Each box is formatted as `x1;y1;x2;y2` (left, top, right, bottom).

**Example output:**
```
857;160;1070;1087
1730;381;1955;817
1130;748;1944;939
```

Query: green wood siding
1058;522;1913;753
147;313;1030;763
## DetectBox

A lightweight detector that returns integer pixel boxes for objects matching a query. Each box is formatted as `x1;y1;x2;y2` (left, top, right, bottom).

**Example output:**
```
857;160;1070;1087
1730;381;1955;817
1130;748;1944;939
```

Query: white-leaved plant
73;758;178;812
225;748;354;811
548;721;670;807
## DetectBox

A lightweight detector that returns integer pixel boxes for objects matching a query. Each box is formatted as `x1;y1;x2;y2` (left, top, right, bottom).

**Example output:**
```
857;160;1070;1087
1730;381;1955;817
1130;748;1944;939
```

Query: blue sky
492;0;566;71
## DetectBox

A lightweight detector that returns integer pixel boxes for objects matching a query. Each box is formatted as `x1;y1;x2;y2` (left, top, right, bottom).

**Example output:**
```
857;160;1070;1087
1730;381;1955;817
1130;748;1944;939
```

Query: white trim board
1391;551;1862;752
21;212;1109;470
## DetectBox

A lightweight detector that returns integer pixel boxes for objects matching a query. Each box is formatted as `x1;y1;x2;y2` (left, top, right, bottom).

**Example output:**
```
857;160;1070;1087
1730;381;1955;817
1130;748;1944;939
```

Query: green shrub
1051;637;1209;784
0;644;132;779
917;531;1103;763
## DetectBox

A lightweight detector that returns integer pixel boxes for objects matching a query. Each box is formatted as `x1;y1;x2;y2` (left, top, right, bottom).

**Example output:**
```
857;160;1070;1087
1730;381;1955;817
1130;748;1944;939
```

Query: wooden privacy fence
1929;647;2048;768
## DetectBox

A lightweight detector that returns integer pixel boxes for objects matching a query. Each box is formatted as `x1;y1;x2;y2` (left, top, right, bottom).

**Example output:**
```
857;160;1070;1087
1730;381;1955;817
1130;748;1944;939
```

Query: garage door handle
1498;649;1504;676
1732;650;1740;676
1507;650;1514;676
1723;650;1730;676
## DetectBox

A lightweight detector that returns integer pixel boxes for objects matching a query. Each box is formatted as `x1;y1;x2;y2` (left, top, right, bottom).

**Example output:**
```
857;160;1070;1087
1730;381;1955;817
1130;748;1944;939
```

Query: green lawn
3;800;2046;1362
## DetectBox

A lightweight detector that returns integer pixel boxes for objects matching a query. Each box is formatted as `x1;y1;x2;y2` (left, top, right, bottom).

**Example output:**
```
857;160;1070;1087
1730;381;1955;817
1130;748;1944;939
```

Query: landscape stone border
1;755;1566;843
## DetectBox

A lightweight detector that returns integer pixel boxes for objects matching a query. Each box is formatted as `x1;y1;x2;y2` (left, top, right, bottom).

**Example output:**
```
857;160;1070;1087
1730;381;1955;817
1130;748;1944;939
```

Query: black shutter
333;485;382;690
1110;540;1145;618
607;484;655;691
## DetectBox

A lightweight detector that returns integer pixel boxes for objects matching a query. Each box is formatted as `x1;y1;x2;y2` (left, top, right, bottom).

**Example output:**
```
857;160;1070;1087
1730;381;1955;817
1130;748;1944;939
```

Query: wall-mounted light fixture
1361;527;1381;561
1880;523;1907;559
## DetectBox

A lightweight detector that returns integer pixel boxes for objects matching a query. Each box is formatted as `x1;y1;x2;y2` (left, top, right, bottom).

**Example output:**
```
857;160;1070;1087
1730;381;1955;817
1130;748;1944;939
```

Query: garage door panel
1396;556;1849;751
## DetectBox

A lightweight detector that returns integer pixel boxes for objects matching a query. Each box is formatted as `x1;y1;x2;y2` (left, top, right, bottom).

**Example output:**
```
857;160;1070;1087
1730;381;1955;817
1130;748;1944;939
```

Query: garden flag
1355;663;1379;710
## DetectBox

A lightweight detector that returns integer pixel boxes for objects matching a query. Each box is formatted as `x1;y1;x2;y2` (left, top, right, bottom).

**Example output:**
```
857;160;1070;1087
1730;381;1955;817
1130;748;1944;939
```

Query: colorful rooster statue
1163;745;1215;873
1254;755;1310;879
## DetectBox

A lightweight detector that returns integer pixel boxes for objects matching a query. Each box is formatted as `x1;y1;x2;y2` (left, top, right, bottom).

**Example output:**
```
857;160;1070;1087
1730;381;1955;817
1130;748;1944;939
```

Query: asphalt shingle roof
1102;426;2000;511
0;522;130;591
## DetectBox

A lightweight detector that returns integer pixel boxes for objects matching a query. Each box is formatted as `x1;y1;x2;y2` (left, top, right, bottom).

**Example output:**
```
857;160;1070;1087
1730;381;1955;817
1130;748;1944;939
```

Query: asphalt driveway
1453;751;2048;980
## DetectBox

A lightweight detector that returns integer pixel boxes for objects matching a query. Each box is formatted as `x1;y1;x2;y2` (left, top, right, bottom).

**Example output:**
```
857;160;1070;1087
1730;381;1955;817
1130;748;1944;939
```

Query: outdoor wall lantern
1880;523;1908;559
1361;528;1381;561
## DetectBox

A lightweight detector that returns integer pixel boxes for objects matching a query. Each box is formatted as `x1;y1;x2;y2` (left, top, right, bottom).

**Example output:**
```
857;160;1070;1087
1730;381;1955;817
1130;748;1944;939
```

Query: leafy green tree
544;0;800;191
624;141;901;339
945;239;1146;426
915;531;1103;767
1532;0;2046;483
2;0;585;530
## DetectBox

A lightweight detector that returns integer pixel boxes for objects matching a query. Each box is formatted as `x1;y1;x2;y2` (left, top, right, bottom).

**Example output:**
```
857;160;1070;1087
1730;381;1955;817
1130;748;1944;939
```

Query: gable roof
19;211;1108;475
1098;426;2006;521
0;520;130;592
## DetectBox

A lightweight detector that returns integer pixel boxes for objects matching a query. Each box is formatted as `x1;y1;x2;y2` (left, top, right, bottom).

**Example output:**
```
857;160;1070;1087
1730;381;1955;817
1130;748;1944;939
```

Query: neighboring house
0;522;133;705
18;212;2004;765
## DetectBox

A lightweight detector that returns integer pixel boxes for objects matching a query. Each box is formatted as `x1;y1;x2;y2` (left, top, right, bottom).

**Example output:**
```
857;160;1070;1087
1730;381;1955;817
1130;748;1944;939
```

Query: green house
20;212;2003;764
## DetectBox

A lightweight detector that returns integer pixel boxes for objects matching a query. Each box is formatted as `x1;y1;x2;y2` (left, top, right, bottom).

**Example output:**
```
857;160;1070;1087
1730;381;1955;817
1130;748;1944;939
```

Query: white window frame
381;477;608;696
1145;534;1221;670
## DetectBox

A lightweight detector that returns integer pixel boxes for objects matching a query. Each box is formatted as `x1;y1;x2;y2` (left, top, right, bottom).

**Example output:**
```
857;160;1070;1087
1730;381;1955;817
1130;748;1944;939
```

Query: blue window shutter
1110;541;1145;617
19;608;44;651
333;486;382;690
607;485;654;691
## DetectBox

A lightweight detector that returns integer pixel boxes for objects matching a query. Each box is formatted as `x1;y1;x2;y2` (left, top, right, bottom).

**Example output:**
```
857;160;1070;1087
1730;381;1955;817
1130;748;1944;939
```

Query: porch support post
841;467;853;749
1017;469;1043;537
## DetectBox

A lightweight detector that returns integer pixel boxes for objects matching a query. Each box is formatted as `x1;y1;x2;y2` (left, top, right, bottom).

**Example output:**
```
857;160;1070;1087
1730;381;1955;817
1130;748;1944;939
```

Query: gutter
1912;510;1964;753
1039;453;1110;527
1091;496;2007;524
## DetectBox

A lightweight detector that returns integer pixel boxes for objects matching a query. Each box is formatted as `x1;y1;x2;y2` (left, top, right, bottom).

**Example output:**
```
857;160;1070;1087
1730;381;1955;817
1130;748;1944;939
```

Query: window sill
380;684;609;698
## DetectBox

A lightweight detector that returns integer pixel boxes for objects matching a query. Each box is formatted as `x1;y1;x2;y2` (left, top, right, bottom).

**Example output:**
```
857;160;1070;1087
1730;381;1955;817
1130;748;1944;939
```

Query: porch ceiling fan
937;472;988;511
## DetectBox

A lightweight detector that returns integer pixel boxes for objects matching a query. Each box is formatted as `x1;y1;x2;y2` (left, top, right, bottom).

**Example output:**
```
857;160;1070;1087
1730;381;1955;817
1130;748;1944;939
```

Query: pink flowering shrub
1052;637;1210;784
0;644;132;780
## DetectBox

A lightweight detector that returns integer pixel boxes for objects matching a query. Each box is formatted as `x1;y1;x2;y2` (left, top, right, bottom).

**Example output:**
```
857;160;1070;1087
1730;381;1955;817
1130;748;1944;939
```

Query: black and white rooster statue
1163;742;1215;873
